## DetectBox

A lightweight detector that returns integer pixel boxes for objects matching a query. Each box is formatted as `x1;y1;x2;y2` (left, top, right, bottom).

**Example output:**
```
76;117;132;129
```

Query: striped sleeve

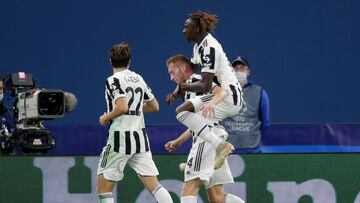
108;77;125;102
142;80;154;102
200;46;216;74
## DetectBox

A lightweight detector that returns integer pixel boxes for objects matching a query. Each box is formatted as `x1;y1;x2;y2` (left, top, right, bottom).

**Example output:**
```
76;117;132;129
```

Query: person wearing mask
221;57;270;153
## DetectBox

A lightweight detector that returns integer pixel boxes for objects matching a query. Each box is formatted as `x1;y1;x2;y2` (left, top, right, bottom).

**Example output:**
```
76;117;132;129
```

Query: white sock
177;111;222;147
181;195;197;203
152;184;173;203
98;192;114;203
225;193;245;203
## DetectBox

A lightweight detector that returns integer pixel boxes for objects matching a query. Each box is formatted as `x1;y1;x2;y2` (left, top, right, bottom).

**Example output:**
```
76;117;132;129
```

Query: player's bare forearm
166;85;183;105
177;129;192;144
210;86;228;105
180;72;214;93
99;98;128;126
143;98;159;113
164;129;192;152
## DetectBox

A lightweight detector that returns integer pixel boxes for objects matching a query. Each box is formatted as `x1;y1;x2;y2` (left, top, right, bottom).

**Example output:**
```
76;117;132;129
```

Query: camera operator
0;77;15;155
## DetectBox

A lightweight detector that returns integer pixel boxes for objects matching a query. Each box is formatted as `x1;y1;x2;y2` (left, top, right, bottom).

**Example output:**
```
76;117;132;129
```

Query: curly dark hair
189;11;218;33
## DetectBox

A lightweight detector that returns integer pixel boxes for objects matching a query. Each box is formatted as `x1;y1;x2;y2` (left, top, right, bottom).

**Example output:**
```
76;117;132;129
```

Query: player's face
168;63;186;84
183;19;197;42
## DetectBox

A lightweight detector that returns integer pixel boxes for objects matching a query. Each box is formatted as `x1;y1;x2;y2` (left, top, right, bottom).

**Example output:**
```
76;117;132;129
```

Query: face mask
235;71;248;86
0;93;3;101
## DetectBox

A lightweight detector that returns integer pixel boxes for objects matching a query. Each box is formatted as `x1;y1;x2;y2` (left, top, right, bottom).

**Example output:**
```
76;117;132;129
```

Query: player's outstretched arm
143;97;160;113
99;97;128;126
164;129;192;152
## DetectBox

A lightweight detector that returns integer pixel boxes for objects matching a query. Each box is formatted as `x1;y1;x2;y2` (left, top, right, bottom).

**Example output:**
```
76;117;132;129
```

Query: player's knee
182;180;201;196
208;194;225;203
175;106;183;115
175;101;194;115
207;185;226;203
96;186;110;194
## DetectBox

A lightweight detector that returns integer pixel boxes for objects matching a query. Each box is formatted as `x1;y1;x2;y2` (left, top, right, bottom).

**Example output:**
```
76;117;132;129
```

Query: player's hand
164;140;181;152
201;102;215;118
166;85;181;105
99;112;109;126
166;93;177;106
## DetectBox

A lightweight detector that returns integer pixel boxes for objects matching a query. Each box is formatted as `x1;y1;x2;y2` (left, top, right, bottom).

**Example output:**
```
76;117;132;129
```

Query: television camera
0;72;77;154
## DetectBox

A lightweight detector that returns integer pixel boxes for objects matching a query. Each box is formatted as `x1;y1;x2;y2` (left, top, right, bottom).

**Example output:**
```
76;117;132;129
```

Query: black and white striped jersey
191;33;243;106
104;69;154;154
184;74;207;101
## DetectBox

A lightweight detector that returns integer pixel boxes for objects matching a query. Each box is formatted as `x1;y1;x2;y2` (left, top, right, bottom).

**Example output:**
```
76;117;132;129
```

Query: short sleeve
106;77;126;102
142;78;155;102
200;46;216;74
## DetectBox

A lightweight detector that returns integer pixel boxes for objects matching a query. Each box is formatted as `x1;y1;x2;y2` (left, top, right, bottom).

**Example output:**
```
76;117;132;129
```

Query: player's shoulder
202;34;218;47
105;74;116;83
121;69;148;85
129;70;146;81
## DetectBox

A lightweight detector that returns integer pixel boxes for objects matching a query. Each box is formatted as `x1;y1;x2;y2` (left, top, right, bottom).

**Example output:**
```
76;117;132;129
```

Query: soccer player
167;11;243;170
165;55;245;203
97;43;173;203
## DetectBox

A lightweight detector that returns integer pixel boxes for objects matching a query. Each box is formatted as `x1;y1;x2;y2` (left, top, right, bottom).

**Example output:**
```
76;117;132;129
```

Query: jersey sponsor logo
202;55;210;63
201;47;215;70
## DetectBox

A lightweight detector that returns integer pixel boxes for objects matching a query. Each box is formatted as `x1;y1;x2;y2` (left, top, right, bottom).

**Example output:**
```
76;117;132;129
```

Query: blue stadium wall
1;0;360;125
1;2;360;202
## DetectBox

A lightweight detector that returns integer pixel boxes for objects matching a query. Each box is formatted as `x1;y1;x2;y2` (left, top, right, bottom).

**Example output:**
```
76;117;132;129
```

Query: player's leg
181;178;202;203
205;152;245;203
181;139;215;203
206;185;245;203
97;175;116;203
176;100;235;169
139;176;173;203
224;193;246;203
96;141;128;203
176;101;223;148
207;185;226;203
129;152;173;203
176;99;235;169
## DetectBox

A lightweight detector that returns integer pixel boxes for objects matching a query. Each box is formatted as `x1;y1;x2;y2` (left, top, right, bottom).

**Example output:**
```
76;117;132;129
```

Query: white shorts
97;144;159;181
188;94;241;122
184;127;234;187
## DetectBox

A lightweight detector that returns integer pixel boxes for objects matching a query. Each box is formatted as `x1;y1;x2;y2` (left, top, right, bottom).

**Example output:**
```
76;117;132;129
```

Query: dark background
1;0;359;125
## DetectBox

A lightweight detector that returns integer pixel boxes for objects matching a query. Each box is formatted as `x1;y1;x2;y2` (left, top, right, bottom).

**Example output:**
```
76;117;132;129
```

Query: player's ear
109;58;112;66
127;59;131;68
194;26;200;33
